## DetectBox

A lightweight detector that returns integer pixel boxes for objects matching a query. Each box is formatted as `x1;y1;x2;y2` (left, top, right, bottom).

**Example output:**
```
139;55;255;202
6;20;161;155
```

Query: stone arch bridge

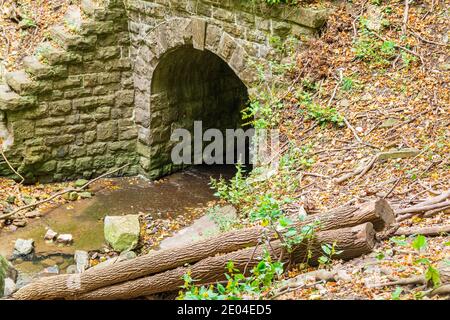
0;0;328;182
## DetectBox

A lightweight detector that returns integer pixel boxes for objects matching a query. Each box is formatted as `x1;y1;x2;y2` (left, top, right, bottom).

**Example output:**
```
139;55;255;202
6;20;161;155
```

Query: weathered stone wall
126;0;328;178
0;0;139;182
0;0;328;182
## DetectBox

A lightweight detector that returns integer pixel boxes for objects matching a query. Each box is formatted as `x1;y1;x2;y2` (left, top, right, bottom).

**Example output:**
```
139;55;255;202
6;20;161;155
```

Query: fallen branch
343;117;363;144
402;0;410;35
395;224;450;237
0;164;129;221
335;155;378;184
427;284;450;298
395;200;450;216
0;147;24;184
368;275;425;289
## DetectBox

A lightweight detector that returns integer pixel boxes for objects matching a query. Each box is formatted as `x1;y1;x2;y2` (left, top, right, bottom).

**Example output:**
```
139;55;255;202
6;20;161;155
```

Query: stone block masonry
0;0;329;182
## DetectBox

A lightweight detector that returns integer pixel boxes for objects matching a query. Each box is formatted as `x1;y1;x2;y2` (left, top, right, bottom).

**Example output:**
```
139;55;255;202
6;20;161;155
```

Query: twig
0;146;24;184
335;155;378;184
383;177;402;199
402;0;409;35
409;30;449;47
270;281;321;300
384;109;430;136
327;69;344;108
343;117;363;144
243;240;260;275
0;164;129;220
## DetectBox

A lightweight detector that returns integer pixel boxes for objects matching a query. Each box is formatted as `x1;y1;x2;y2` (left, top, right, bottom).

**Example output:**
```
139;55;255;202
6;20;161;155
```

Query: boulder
104;215;140;252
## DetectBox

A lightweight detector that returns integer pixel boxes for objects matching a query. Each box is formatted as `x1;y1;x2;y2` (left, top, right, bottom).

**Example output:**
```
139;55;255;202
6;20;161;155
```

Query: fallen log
13;200;393;300
75;223;376;300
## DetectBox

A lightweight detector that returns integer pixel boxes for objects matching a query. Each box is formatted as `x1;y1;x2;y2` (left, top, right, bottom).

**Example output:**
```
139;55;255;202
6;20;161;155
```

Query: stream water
0;165;235;283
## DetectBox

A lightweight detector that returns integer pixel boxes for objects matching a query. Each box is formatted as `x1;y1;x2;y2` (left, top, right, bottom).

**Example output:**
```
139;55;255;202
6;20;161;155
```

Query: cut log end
373;199;395;231
357;222;376;250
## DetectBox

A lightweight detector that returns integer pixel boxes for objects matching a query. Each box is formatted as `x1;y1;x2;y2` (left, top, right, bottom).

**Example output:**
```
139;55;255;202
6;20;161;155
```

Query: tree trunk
13;199;391;300
75;223;376;300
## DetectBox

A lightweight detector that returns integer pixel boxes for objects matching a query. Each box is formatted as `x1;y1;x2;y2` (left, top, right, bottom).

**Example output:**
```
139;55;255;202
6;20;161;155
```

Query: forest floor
0;0;449;300
246;0;449;300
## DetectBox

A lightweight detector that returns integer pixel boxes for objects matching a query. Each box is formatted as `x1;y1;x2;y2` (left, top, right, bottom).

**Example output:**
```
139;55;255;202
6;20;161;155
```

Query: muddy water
0;165;235;275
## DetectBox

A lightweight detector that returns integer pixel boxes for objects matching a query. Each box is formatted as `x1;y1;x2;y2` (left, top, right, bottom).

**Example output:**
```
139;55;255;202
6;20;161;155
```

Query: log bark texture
76;223;375;300
13;199;391;300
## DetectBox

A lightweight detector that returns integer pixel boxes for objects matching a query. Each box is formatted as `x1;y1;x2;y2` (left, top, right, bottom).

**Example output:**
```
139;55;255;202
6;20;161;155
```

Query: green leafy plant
210;164;250;208
296;92;345;127
411;235;427;252
391;287;403;300
390;235;408;246
415;258;441;288
178;251;284;300
318;241;343;266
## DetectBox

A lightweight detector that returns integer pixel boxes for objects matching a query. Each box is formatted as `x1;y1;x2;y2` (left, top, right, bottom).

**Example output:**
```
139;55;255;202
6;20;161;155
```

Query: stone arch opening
147;45;250;178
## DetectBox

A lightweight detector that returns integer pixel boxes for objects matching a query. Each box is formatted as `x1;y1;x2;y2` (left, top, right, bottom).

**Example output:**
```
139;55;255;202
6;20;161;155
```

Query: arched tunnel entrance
147;45;250;178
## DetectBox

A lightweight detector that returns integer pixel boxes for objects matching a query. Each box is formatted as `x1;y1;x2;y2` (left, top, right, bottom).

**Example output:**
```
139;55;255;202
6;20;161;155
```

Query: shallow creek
0;165;235;281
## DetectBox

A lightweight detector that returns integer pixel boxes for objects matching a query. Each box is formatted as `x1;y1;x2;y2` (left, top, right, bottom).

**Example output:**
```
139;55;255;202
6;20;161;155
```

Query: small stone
74;179;89;188
12;219;27;227
41;265;59;275
378;148;421;161
44;229;58;241
119;251;136;261
3;278;16;296
1;255;18;296
56;234;73;245
41;258;57;268
25;211;42;218
74;250;89;273
66;265;78;274
6;196;16;204
380;118;398;128
68;192;79;201
13;239;34;256
79;192;92;199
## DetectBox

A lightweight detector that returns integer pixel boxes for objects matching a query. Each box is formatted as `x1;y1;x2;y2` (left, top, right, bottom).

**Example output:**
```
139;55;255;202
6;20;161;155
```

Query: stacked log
13;199;394;300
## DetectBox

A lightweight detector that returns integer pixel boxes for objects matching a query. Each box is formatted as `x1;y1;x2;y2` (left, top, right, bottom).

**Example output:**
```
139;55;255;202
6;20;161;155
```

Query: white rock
13;239;34;256
56;234;73;245
74;250;89;273
44;229;58;241
3;278;16;297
